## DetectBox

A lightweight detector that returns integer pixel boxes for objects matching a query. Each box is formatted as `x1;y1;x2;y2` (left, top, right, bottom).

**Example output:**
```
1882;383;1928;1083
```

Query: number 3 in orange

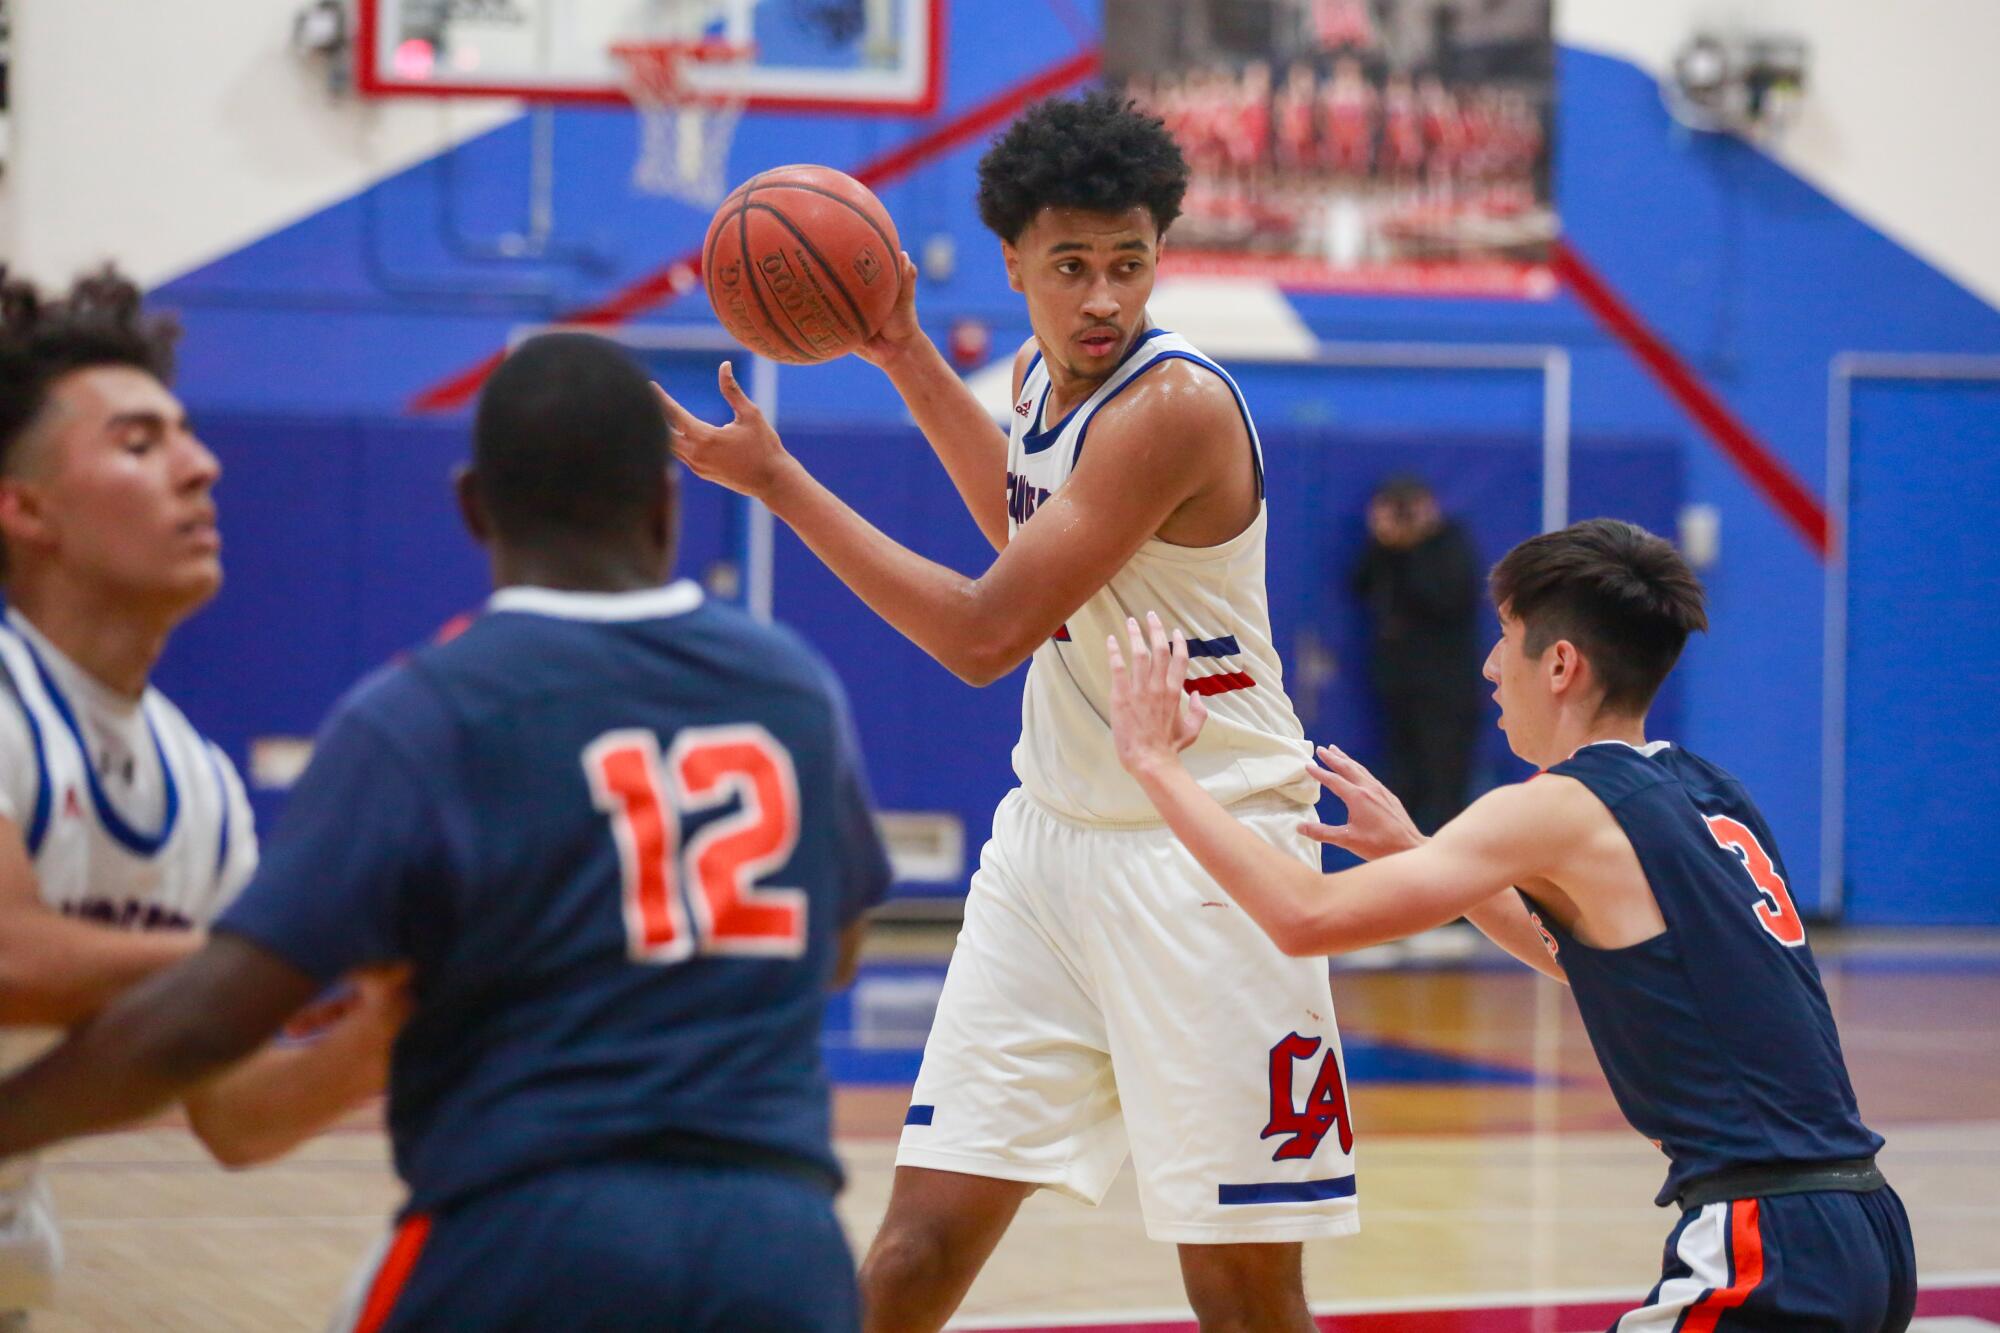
1703;814;1805;947
584;725;806;963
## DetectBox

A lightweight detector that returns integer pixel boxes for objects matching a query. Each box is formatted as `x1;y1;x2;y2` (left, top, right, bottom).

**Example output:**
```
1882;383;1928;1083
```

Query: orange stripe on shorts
1682;1199;1765;1333
354;1213;434;1333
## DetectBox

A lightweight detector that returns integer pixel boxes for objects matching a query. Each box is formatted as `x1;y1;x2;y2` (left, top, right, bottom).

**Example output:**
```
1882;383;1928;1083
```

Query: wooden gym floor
22;927;2000;1331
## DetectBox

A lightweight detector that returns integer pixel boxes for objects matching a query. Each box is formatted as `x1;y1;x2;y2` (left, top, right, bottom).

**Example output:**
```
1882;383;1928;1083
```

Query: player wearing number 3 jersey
0;334;891;1332
1109;520;1915;1333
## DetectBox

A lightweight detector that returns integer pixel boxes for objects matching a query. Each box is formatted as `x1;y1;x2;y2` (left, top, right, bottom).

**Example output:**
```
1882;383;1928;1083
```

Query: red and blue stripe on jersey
1044;623;1256;696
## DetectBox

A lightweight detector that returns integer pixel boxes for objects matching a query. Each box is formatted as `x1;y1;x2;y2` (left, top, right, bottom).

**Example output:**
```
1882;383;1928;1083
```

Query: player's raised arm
851;253;1016;554
660;356;1225;687
0;817;202;1027
1301;743;1566;982
1109;613;1569;958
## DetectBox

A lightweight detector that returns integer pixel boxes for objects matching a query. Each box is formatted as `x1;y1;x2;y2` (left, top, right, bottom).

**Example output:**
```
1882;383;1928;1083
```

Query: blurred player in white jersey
661;92;1350;1332
0;268;406;1327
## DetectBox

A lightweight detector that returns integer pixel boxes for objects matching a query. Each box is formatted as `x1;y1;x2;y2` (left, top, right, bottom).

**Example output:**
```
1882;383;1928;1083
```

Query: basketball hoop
610;38;756;205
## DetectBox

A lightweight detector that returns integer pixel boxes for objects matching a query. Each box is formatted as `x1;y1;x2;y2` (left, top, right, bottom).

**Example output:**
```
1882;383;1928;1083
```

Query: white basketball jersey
0;609;256;1309
1004;328;1317;824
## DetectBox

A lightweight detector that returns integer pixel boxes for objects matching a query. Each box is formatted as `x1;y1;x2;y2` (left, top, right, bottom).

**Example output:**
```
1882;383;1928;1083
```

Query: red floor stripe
410;49;1102;414
968;1281;2000;1333
1550;238;1830;558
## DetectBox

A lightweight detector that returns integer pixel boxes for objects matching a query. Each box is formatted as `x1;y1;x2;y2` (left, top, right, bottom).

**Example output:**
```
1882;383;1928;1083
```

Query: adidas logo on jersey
1014;399;1032;417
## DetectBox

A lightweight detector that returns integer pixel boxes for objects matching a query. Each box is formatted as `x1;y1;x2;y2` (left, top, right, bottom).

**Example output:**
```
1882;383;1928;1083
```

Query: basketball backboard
355;0;940;112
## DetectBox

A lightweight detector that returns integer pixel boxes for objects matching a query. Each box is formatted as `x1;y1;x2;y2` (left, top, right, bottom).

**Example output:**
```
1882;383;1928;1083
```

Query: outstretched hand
1107;612;1209;780
654;361;793;502
852;251;924;370
1298;742;1426;861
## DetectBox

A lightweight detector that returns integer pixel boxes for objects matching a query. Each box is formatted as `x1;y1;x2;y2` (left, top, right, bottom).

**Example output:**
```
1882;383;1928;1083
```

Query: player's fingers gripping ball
703;165;902;364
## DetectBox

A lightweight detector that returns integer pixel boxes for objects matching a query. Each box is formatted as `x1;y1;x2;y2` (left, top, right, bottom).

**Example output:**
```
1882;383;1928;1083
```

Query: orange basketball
702;165;902;365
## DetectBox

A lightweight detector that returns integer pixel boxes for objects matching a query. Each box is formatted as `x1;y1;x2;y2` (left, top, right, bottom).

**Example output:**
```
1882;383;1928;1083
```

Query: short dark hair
976;90;1190;244
472;333;671;552
0;266;179;581
1488;518;1708;715
0;265;179;478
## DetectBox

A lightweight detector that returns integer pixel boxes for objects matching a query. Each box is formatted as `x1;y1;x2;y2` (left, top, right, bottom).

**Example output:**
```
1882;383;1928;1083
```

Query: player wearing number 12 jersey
1108;519;1915;1333
0;333;891;1332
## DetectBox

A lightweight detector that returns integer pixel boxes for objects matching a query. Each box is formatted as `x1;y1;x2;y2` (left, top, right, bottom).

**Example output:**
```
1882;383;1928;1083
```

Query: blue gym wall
148;7;2000;922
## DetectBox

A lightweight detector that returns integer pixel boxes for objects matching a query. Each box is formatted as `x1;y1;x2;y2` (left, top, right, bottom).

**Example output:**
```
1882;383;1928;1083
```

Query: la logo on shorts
1261;1033;1353;1161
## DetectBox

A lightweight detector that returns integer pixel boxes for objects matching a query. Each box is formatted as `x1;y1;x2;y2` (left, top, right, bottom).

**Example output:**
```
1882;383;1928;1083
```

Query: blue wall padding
1842;379;2000;924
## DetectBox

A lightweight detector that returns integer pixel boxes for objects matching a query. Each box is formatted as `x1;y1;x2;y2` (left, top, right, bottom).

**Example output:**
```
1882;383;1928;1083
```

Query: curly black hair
976;90;1190;244
0;265;179;477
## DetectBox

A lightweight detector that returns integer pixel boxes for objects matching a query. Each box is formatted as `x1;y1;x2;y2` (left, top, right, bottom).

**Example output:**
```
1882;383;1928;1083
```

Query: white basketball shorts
897;788;1360;1245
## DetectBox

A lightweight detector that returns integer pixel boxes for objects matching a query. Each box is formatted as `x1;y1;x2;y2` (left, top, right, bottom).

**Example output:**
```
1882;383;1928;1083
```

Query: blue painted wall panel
1844;379;2000;924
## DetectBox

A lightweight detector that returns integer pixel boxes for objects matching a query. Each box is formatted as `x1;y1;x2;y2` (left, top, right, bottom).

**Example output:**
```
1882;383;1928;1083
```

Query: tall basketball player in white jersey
0;268;406;1325
660;93;1350;1331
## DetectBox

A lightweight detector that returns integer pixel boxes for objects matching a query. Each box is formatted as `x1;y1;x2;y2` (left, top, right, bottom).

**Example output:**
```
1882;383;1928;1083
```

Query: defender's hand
1108;612;1208;780
655;362;795;502
1298;742;1426;861
853;252;924;371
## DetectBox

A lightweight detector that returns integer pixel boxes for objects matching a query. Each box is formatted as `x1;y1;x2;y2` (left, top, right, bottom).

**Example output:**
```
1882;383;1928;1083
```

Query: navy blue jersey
217;582;891;1213
1522;741;1882;1206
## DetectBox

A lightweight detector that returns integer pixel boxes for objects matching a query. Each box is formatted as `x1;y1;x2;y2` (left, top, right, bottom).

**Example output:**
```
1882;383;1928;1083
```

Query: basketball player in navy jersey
1108;519;1915;1332
0;266;410;1325
0;332;891;1332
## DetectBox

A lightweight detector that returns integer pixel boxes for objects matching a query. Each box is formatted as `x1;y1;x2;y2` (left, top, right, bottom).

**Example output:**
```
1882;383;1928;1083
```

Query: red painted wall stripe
410;49;1102;413
1550;239;1829;558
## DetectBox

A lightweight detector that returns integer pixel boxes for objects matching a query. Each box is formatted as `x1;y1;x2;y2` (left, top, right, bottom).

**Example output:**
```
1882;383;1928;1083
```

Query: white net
611;38;754;205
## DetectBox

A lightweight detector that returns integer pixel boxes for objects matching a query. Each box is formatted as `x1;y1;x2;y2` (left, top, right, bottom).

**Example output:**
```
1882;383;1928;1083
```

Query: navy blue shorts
1613;1185;1916;1332
337;1159;858;1333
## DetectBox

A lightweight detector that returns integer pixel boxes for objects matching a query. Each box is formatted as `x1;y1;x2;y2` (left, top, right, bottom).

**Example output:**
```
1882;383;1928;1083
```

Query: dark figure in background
1350;476;1482;834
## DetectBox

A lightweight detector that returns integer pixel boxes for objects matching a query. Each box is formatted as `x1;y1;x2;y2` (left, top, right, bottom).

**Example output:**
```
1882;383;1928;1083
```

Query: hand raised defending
1298;742;1427;861
1107;612;1209;780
